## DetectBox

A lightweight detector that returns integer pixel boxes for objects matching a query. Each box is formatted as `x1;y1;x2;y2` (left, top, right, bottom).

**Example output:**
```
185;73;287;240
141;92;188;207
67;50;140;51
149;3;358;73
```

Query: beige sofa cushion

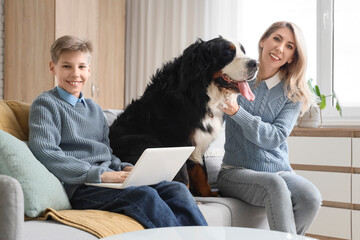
0;100;30;141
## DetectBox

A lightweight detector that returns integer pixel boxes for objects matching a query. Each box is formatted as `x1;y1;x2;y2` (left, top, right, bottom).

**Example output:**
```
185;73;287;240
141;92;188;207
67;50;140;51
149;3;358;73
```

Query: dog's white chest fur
190;82;237;164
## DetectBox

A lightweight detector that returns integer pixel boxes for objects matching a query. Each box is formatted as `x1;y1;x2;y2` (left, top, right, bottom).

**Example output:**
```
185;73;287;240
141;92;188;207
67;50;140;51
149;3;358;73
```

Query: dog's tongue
238;81;255;101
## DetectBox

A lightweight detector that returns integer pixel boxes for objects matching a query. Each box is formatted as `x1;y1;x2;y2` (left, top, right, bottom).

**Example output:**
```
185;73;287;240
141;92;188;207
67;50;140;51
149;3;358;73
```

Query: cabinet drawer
353;138;360;168
295;170;351;203
288;137;351;167
352;210;360;240
352;174;360;204
308;207;351;239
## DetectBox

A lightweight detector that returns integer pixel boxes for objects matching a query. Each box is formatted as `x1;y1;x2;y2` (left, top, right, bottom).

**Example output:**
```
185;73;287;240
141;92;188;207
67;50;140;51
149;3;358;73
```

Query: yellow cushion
0;100;30;141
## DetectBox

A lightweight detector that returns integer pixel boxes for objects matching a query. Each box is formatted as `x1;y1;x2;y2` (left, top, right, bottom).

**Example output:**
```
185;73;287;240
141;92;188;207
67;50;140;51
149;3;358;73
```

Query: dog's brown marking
187;163;219;197
213;70;223;79
229;43;236;50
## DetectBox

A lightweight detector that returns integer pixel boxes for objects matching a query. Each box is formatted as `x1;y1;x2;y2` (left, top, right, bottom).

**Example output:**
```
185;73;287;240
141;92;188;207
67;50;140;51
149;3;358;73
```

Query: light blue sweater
223;76;301;173
29;88;130;198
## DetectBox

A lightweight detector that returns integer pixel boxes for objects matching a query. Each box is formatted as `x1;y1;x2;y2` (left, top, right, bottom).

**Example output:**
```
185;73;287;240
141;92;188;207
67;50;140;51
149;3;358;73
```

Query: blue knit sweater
223;74;301;172
28;88;130;198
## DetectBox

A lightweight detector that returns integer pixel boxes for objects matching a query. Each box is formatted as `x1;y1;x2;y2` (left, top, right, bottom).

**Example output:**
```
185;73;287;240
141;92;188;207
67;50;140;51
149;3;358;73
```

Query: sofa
0;100;268;240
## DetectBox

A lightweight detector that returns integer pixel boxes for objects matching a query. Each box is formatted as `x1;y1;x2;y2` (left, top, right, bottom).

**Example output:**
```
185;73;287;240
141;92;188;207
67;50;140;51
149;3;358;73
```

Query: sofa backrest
0;100;30;141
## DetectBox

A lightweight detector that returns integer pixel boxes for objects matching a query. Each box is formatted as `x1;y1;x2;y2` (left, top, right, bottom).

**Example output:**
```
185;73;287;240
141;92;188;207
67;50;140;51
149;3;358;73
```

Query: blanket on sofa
28;208;144;238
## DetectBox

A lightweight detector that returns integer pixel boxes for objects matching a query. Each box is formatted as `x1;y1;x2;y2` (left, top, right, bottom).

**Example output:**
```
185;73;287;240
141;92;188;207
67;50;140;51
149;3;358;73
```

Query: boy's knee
160;180;187;190
161;181;192;198
130;185;158;199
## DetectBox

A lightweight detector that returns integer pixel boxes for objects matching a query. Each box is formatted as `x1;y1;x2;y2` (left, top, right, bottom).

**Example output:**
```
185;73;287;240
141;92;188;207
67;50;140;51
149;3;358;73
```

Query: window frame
318;0;360;125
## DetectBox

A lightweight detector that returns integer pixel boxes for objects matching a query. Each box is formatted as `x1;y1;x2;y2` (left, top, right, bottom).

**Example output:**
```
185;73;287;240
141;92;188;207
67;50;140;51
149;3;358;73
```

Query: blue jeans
217;168;322;235
70;181;207;228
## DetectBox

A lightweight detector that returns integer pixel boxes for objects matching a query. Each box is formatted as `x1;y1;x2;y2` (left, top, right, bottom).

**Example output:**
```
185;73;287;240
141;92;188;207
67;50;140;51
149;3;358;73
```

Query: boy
28;35;207;228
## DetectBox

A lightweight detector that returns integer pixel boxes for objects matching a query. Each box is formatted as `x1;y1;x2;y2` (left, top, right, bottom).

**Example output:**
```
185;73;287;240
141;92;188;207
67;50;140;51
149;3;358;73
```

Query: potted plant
297;78;342;128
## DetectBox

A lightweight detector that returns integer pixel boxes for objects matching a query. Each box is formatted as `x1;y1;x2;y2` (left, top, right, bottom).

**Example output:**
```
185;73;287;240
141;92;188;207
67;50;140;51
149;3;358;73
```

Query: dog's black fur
109;37;257;196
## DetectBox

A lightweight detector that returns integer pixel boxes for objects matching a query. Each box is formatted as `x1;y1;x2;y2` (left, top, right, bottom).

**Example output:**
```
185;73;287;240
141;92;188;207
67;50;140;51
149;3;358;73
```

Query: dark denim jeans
70;181;207;228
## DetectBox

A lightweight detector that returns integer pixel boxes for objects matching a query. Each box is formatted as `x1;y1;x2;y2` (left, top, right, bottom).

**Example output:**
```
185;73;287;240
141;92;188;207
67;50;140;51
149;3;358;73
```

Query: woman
217;21;322;235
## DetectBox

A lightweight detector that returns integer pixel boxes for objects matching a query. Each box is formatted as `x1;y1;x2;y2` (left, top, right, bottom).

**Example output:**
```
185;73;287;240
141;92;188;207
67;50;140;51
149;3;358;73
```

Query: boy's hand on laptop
100;171;131;183
123;166;133;172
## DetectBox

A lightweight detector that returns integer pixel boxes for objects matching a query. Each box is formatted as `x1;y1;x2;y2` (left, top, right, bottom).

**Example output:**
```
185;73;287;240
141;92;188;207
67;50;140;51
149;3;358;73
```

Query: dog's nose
247;60;259;69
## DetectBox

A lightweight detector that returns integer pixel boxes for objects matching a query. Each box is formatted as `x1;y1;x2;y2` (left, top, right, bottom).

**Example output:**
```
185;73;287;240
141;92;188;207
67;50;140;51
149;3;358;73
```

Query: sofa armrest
0;174;24;240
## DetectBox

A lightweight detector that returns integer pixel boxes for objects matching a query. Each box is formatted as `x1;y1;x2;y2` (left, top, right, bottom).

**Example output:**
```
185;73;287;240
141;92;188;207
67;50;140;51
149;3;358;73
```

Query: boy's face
50;50;90;98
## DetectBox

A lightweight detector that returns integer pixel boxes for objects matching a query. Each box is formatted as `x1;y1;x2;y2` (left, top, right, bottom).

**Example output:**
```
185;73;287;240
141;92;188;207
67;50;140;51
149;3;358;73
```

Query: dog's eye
224;44;236;60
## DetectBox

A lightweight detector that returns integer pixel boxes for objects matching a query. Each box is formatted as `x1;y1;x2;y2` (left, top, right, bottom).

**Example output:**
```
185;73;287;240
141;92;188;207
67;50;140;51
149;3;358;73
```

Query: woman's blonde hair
50;35;93;64
257;21;312;115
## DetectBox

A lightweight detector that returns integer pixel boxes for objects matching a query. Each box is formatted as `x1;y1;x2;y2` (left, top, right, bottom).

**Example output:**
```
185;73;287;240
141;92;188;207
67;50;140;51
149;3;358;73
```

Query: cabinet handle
91;83;95;98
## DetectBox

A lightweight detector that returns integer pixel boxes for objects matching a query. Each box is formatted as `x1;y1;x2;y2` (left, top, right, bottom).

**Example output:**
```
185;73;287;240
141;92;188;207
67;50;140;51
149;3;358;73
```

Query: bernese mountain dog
109;37;258;197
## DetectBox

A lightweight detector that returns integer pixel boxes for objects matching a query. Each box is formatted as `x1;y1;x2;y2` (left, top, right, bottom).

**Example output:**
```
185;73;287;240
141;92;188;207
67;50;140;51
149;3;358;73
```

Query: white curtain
125;0;241;105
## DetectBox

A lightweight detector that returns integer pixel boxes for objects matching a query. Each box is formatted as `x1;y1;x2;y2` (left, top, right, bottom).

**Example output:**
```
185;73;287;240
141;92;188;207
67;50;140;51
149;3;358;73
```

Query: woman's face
259;27;296;78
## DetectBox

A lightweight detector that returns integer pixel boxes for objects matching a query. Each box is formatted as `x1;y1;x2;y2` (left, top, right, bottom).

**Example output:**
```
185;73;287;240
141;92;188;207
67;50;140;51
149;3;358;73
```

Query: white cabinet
294;170;351;203
288;134;359;240
287;137;351;167
308;207;351;239
352;210;360;240
353;138;360;168
353;174;360;204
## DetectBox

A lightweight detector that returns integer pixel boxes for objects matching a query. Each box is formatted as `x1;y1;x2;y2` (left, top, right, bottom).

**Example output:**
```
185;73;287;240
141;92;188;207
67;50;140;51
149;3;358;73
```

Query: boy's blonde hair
257;21;312;115
50;35;93;64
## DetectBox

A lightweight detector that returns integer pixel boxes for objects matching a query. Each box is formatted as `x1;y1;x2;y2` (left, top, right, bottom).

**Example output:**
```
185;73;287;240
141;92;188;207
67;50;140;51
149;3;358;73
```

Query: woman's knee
284;173;323;211
297;187;322;212
263;174;290;196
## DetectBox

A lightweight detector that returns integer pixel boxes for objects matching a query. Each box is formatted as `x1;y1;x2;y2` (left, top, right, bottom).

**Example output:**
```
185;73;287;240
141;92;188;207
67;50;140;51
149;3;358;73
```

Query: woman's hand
222;99;240;116
100;166;133;183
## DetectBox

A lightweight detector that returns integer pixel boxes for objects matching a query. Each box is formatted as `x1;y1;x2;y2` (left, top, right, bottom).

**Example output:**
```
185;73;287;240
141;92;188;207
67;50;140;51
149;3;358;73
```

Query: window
334;0;360;107
320;0;360;124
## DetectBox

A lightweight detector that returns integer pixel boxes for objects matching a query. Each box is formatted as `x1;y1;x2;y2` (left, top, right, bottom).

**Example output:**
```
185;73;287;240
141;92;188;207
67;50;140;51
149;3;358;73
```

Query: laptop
85;146;195;189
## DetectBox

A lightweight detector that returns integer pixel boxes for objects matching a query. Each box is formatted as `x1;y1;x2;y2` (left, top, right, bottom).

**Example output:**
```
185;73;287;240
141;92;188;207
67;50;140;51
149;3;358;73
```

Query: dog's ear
179;38;236;81
180;39;209;73
173;39;215;98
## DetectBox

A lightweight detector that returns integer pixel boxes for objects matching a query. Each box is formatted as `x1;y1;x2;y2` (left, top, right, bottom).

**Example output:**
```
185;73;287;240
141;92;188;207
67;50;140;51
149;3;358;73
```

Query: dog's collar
264;72;281;90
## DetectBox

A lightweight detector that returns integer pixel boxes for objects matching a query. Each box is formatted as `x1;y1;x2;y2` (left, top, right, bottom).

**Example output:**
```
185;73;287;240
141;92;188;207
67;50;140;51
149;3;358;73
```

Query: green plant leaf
319;94;326;109
333;91;343;117
336;102;342;117
315;85;321;98
307;78;315;94
307;78;342;117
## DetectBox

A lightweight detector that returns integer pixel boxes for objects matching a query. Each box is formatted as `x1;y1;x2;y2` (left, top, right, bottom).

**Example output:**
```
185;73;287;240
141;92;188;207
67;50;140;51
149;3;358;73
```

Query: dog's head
170;37;258;101
180;37;258;101
209;37;258;101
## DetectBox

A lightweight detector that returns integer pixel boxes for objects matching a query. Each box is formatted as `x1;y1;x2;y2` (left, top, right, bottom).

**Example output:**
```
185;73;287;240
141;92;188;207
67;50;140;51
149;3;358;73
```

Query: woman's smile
270;53;281;61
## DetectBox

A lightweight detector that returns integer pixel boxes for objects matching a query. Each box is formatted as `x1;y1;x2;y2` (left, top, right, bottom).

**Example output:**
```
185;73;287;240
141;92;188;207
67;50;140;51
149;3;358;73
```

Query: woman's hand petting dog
100;166;133;183
222;99;240;116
